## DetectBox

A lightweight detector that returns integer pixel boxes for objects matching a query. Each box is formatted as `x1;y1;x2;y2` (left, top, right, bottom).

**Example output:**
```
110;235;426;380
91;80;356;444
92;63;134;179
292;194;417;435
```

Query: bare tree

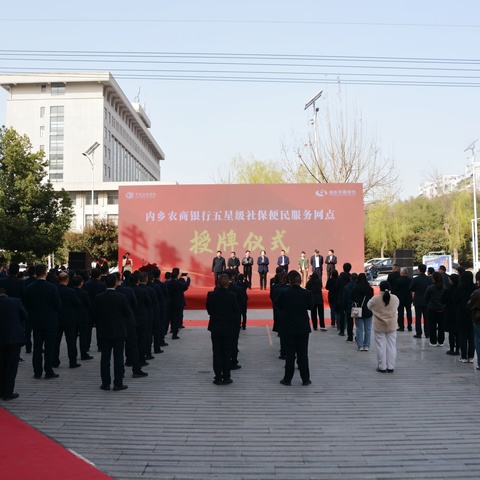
281;91;400;204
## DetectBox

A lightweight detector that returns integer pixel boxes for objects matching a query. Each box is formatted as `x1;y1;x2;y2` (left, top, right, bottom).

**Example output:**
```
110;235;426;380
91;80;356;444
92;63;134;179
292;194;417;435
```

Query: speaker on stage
394;249;414;276
68;251;91;272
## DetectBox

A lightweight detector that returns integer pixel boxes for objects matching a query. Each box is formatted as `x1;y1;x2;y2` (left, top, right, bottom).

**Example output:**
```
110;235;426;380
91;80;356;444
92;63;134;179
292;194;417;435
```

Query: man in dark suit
83;268;107;352
206;274;240;385
325;249;337;279
54;272;82;368
72;275;94;360
227;251;240;273
148;271;167;353
115;273;148;378
410;263;432;338
27;264;61;379
152;268;169;349
310;249;324;283
396;267;413;331
387;263;401;295
139;271;157;360
226;271;243;370
275;270;314;386
257;250;269;290
277;250;290;273
241;250;254;288
129;272;151;366
0;262;27;305
212;251;226;286
166;268;190;340
0;288;27;400
94;274;130;391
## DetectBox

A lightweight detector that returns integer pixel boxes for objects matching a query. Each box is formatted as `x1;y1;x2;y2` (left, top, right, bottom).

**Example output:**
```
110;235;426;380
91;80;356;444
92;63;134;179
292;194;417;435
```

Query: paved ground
4;313;480;480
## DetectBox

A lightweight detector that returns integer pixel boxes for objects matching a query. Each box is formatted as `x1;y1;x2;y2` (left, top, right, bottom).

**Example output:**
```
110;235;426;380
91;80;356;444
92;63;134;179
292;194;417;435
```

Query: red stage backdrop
118;184;364;286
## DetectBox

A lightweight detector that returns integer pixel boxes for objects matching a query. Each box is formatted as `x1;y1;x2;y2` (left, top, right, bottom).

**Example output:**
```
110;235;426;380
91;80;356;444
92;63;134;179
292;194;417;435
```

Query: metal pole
473;160;479;272
91;151;95;221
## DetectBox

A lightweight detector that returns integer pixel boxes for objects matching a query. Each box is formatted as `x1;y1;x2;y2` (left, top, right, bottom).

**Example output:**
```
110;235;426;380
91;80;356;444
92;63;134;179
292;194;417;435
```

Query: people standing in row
0;288;27;400
306;272;326;331
94;274;129;391
241;250;254;288
425;271;446;347
396;267;413;332
27;264;61;380
275;270;314;386
277;250;290;273
325;249;337;279
257;250;269;290
310;249;324;285
206;273;240;385
298;251;309;288
410;263;432;339
212;251;226;286
227;252;240;273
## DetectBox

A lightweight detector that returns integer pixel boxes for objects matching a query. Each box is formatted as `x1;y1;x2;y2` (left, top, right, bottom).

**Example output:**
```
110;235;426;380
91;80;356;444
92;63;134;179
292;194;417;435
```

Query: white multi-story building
0;71;170;230
419;164;480;198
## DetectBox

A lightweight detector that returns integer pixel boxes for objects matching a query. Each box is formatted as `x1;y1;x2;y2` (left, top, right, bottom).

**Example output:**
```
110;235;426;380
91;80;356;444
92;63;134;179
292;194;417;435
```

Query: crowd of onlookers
0;261;190;399
2;256;480;400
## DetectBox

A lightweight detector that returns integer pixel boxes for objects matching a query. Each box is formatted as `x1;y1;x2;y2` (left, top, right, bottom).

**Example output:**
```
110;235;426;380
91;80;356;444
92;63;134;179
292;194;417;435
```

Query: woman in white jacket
367;281;399;373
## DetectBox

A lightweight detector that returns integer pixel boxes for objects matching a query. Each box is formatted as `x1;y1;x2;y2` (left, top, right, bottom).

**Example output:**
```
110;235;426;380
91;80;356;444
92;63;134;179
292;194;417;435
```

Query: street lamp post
82;142;100;224
465;139;479;271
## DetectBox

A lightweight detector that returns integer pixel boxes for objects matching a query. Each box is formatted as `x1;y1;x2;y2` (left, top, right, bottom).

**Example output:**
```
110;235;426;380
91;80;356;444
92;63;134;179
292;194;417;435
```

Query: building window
39;145;45;151
40;106;45;118
41;84;46;93
85;192;99;205
39;126;45;137
49;106;64;182
51;83;65;95
107;214;118;225
107;191;118;205
69;192;77;205
85;214;99;227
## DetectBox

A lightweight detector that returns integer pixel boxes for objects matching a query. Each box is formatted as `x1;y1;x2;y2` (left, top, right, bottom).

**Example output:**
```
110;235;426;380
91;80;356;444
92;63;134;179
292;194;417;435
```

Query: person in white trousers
367;281;399;373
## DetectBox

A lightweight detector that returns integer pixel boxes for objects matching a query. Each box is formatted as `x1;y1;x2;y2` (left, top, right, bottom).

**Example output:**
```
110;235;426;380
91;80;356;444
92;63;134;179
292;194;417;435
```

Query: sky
0;1;479;199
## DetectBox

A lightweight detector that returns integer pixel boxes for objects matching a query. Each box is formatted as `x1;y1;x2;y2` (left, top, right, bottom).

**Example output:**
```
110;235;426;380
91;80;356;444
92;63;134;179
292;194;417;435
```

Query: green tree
63;219;118;267
214;154;286;184
0;127;73;260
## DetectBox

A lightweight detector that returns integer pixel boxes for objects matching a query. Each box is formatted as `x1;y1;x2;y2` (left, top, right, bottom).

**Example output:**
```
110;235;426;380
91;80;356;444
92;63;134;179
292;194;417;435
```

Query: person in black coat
325;249;337;279
152;268;169;348
83;268;107;351
226;270;243;370
129;272;151;366
206;274;240;385
93;274;130;391
0;263;27;305
275;270;314;386
257;250;270;290
26;264;61;379
395;267;413;331
54;272;82;368
441;273;459;355
212;251;226;286
72;275;93;361
148;271;167;353
270;271;288;359
115;273;148;378
306;272;325;331
236;273;250;330
166;268;190;339
410;263;432;338
0;288;27;400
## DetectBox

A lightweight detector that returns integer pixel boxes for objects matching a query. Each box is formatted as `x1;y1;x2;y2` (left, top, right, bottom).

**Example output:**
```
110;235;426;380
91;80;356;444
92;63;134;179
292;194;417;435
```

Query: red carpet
0;408;113;480
185;285;330;310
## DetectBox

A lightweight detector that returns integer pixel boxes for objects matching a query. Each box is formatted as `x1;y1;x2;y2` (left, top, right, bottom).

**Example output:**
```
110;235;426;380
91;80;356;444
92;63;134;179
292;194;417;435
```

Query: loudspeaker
68;251;90;272
394;249;414;276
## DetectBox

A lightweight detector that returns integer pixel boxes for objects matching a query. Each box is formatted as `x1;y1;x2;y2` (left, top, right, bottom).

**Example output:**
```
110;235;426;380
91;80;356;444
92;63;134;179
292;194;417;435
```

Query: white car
364;258;388;269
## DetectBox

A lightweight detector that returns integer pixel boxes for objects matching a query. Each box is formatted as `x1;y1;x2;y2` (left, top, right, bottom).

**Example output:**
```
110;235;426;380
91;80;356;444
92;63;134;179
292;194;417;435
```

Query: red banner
118;184;364;286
